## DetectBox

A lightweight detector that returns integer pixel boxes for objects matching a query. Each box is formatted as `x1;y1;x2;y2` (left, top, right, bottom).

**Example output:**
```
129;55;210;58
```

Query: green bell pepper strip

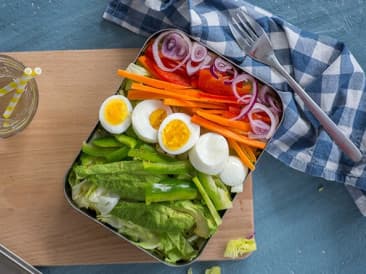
92;137;124;148
145;178;198;205
105;146;130;162
81;142;116;158
79;153;106;166
114;134;138;148
142;161;192;175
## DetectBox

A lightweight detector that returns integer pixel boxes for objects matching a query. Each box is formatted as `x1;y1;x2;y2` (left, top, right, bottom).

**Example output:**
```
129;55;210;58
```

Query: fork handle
268;55;362;162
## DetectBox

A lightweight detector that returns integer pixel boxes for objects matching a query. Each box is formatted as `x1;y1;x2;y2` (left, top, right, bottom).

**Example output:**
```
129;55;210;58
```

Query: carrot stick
131;82;200;97
117;69;192;90
195;110;251;132
127;90;165;100
240;144;257;163
191;115;266;149
195;109;225;114
228;139;255;170
131;83;241;105
163;98;226;109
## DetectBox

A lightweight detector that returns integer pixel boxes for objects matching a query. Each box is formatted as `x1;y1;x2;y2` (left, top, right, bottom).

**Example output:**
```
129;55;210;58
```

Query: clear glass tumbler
0;55;39;138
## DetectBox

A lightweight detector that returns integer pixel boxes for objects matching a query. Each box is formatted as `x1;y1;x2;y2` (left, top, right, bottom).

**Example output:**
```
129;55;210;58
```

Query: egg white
99;95;132;134
188;132;229;175
219;156;248;186
131;99;172;143
158;113;200;155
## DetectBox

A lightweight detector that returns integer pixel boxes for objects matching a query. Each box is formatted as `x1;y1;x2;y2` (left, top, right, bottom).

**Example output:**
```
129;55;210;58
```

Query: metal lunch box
0;244;42;274
63;28;284;267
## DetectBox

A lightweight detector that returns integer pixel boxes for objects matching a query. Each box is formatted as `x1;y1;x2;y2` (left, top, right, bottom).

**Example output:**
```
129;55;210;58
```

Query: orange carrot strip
131;83;241;105
195;110;251;132
163;98;226;109
240;144;257;163
228;127;250;136
191;115;266;149
127;90;165;100
117;69;192;90
195;109;225;114
228;139;255;170
131;82;201;97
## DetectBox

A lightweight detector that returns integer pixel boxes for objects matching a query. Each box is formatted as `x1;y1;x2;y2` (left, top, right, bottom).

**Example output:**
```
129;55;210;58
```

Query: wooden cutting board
0;49;254;266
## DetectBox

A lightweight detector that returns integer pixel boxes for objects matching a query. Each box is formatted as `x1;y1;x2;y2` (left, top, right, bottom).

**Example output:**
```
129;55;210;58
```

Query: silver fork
229;9;362;162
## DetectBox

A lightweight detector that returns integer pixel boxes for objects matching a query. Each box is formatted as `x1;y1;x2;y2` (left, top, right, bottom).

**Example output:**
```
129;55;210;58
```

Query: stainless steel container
0;244;42;274
64;28;284;267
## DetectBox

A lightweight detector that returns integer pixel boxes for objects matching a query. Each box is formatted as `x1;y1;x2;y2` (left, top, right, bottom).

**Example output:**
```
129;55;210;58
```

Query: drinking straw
0;67;34;97
2;67;42;119
0;81;18;97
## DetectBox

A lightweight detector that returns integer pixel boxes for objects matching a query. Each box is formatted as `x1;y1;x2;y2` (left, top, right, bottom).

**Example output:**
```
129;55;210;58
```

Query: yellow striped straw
2;67;42;119
0;81;18;97
0;67;36;97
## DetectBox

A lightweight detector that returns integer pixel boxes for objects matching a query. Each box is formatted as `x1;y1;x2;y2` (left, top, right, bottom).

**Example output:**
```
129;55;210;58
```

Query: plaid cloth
103;0;366;214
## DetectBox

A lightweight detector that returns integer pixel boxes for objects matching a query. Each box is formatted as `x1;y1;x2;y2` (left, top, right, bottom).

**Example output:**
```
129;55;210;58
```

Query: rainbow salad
67;30;282;265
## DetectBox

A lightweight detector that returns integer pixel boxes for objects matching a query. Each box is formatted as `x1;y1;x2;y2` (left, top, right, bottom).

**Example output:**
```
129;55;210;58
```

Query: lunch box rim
63;28;284;267
0;244;42;274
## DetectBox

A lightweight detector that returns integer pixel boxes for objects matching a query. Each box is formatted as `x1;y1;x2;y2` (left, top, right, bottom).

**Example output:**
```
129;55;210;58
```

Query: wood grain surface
0;49;254;266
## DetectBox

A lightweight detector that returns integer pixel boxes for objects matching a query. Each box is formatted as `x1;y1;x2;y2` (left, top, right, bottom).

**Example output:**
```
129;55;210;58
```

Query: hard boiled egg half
132;99;172;143
99;95;132;134
188;132;229;175
158;113;200;155
219;156;248;187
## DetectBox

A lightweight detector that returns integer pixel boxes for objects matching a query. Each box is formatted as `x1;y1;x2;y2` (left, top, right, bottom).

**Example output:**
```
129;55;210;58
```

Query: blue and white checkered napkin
103;0;366;214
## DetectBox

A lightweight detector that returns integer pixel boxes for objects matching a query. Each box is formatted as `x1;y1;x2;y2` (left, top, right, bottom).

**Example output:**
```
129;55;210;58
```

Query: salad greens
68;62;235;265
224;238;257;258
111;200;195;232
69;132;233;264
197;172;232;210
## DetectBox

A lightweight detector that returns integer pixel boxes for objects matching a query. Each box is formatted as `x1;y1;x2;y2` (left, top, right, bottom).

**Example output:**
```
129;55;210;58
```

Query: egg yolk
162;119;190;150
104;98;128;125
149;109;167;130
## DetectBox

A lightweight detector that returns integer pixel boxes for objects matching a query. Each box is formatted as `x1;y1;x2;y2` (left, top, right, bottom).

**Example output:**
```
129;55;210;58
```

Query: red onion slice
186;54;212;76
152;30;192;72
223;69;238;85
214;57;233;72
230;74;258;120
249;117;271;135
191;42;207;63
231;74;256;101
248;103;279;139
161;32;188;60
258;85;282;114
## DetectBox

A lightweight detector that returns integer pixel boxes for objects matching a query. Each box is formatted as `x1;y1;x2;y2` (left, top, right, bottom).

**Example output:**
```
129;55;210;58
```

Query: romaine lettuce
171;200;217;238
72;181;119;215
110;201;195;233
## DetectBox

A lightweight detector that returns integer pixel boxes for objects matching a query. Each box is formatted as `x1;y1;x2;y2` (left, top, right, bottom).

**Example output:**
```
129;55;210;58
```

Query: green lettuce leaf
98;211;198;263
160;232;197;264
205;266;221;274
171;200;217;238
88;173;164;201
98;214;160;250
110;201;195;233
72;181;120;215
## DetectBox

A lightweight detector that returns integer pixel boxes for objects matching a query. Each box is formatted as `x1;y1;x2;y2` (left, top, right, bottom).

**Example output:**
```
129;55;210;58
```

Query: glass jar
0;55;39;138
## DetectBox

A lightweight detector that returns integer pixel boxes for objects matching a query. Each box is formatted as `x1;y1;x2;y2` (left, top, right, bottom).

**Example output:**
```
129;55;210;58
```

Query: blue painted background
1;1;366;273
